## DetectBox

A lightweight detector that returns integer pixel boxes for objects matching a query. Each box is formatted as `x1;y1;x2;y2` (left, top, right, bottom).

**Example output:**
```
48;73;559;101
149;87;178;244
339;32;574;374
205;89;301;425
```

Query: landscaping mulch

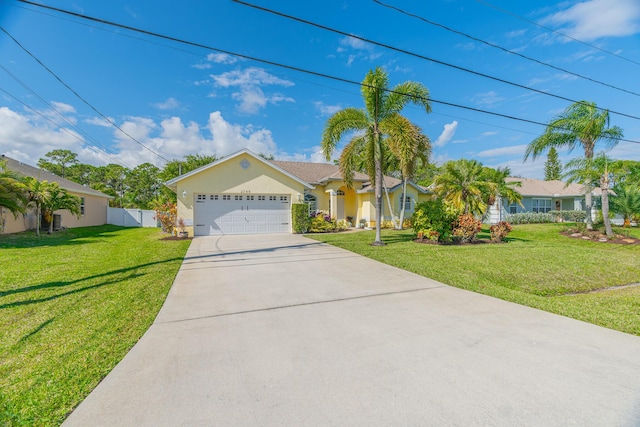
561;230;640;245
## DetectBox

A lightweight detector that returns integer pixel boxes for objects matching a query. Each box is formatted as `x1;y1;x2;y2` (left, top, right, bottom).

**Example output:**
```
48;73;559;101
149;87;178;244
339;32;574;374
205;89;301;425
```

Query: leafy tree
525;101;623;230
385;116;431;229
433;159;490;215
93;164;128;207
126;163;161;209
544;147;562;181
0;159;28;220
158;154;217;203
564;153;615;236
42;183;81;234
609;184;640;227
37;149;79;178
25;177;52;237
321;66;431;245
67;163;98;186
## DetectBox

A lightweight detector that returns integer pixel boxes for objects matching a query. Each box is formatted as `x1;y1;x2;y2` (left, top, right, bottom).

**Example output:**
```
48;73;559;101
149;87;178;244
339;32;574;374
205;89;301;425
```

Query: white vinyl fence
107;208;159;228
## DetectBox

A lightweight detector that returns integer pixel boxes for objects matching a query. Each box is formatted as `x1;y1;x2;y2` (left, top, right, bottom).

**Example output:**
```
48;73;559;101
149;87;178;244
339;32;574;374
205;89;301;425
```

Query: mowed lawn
309;224;640;336
0;225;191;426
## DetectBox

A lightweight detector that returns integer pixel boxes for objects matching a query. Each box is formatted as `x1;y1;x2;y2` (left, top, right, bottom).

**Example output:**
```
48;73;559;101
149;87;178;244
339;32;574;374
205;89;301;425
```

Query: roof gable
165;149;314;191
2;155;112;199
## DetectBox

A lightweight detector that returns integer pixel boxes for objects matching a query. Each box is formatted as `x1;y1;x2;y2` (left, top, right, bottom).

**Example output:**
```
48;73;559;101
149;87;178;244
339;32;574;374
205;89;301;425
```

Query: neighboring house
1;155;112;234
165;149;431;236
487;177;602;224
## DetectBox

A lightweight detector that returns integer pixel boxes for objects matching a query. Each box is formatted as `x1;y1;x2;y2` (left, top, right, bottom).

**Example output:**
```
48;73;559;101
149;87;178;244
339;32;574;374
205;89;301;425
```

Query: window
336;189;345;196
280;195;288;201
399;196;412;211
247;195;254;201
304;193;317;212
532;198;551;213
269;195;277;201
222;195;231;201
258;195;266;201
235;195;243;201
80;197;85;215
197;194;206;201
210;195;218;200
509;202;517;214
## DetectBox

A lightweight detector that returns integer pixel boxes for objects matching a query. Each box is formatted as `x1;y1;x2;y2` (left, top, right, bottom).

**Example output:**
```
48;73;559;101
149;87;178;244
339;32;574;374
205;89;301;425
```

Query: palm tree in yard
524;101;623;230
564;153;615;237
386;116;431;229
433;159;489;216
481;166;522;212
25;177;52;237
0;160;27;219
610;184;640;228
42;183;81;234
321;66;431;245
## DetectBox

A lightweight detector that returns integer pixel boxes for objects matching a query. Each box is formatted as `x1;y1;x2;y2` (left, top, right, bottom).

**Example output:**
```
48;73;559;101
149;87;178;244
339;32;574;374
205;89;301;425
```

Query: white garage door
194;194;291;236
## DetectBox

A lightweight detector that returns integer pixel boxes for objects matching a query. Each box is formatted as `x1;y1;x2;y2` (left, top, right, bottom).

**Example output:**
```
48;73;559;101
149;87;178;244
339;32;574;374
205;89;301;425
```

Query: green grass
0;225;191;426
308;224;640;336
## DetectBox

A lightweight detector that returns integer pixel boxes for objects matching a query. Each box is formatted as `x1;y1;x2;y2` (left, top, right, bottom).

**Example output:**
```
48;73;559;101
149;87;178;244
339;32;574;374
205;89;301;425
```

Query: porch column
326;189;337;219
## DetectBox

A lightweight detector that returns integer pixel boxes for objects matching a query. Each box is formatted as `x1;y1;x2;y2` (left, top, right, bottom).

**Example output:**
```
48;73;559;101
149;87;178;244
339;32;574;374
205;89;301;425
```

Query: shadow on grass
0;258;184;299
0;273;145;310
0;225;132;249
17;317;56;344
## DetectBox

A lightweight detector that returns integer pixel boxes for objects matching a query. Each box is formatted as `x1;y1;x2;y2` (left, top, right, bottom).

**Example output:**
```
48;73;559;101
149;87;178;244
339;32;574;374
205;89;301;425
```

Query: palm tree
42;183;81;234
385;116;431;229
0;160;27;219
481;166;523;213
322;67;431;245
610;184;640;227
524;101;623;229
433;159;489;215
25;177;52;237
564;153;615;236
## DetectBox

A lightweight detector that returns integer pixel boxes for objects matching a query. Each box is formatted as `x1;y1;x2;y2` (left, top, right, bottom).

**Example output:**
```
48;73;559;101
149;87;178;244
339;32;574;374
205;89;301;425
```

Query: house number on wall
240;190;251;194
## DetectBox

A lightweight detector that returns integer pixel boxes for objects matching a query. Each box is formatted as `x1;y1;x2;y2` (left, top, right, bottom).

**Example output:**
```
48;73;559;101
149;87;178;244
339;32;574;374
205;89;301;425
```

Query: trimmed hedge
292;203;310;233
506;210;587;224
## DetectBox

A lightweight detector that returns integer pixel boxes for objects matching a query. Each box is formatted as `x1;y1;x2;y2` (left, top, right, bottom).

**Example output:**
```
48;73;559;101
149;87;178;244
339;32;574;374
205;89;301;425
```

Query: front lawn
0;226;191;426
308;224;640;336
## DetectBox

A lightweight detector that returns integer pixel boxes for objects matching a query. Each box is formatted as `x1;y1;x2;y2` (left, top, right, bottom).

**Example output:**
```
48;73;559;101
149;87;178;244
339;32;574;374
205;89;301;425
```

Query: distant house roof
506;177;602;197
2;155;112;199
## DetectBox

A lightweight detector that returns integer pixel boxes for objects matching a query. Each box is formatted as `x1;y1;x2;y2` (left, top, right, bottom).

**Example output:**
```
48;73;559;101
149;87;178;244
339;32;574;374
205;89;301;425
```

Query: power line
475;0;640;68
0;25;170;163
232;0;640;122
0;64;135;169
12;0;640;147
372;0;640;98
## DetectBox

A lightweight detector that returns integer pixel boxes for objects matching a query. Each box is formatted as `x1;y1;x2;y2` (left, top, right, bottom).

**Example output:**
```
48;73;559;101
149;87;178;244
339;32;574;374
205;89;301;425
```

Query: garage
194;193;290;235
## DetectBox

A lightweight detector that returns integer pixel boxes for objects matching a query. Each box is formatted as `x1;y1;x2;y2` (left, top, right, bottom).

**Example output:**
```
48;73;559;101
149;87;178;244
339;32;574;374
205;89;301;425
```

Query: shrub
505;212;555;224
336;219;349;231
557;210;587;222
381;220;395;229
411;200;459;243
453;214;482;243
291;203;310;233
490;221;512;242
308;215;335;232
153;201;177;234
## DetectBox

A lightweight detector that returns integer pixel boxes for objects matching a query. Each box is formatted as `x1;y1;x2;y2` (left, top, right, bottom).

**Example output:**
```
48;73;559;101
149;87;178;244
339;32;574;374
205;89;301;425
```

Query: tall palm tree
385;116;431;229
433;159;489;215
524;101;623;229
0;160;27;219
481;166;522;211
322;67;431;245
564;153;615;236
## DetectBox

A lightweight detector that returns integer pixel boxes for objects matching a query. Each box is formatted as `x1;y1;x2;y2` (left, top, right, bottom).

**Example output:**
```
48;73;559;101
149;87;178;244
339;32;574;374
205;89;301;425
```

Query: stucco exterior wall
58;193;109;228
175;153;306;229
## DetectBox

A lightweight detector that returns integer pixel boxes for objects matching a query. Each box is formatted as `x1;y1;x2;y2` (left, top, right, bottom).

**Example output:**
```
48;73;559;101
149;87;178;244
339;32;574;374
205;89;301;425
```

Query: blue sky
1;0;639;178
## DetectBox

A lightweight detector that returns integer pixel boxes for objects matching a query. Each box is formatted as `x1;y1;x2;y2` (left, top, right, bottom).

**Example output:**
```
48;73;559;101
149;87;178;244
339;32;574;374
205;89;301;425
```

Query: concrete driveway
64;234;640;426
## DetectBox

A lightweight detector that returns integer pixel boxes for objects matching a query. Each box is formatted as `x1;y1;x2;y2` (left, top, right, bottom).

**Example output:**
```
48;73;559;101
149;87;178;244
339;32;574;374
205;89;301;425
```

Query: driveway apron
63;234;640;426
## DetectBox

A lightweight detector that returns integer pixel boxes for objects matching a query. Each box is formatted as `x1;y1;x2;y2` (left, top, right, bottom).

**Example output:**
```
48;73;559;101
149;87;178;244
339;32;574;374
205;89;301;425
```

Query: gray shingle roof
271;160;370;184
2;155;112;199
506;177;601;197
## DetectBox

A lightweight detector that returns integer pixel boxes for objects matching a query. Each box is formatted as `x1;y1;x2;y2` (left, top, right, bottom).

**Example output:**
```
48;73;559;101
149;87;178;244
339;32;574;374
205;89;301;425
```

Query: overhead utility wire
373;0;640;97
13;0;640;146
0;25;170;163
232;0;640;122
0;64;135;169
475;0;640;68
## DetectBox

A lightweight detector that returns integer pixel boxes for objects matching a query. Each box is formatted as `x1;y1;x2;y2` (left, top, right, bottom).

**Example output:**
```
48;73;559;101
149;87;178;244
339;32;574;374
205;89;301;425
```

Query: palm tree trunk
601;177;613;237
48;210;54;234
585;190;593;230
373;129;385;246
382;180;398;229
35;203;40;237
398;178;408;230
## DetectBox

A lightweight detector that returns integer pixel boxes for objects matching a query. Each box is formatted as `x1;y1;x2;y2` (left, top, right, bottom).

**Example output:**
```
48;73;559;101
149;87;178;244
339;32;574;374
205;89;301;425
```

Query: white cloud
482;131;498;136
471;91;505;107
505;29;527;38
337;35;382;65
193;53;239;69
314;101;342;116
210;67;295;114
151;97;180;110
85;116;114;127
434;121;458;147
476;144;528;158
542;0;640;41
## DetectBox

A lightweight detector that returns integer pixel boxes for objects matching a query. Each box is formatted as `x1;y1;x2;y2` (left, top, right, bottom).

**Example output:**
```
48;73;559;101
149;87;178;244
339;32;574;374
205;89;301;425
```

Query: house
165;149;431;236
487;177;602;224
1;155;112;234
